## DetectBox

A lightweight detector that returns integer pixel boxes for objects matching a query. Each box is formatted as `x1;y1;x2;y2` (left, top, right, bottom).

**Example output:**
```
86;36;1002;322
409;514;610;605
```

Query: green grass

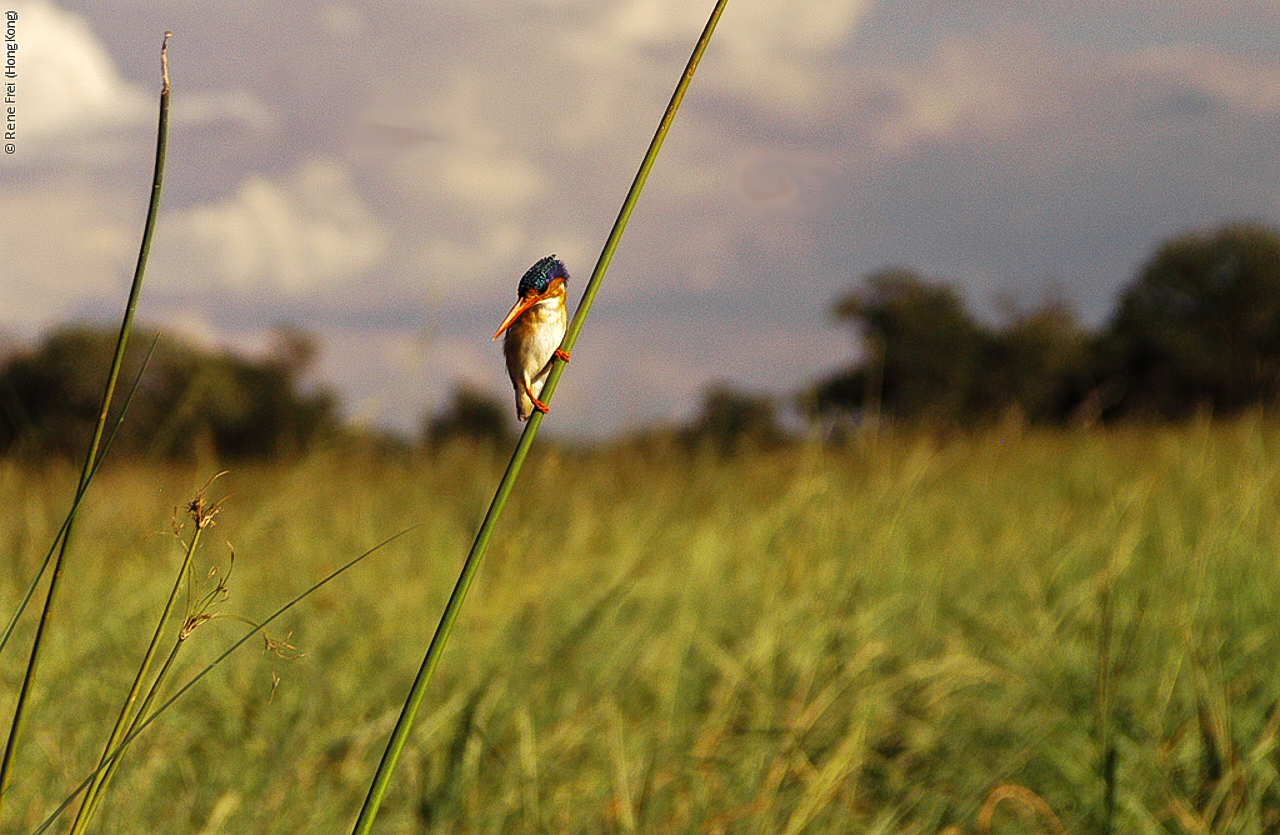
3;420;1280;833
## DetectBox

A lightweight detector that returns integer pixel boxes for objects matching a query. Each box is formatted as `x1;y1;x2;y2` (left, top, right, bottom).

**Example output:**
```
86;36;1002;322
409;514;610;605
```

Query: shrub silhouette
0;325;339;459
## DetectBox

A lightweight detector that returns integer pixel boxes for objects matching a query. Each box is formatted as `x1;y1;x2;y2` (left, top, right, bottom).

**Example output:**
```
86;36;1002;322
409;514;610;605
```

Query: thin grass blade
68;475;219;835
0;334;160;657
0;37;171;821
30;526;418;835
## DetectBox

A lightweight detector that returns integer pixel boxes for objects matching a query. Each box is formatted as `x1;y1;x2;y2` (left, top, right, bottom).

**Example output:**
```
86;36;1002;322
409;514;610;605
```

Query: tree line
0;326;338;459
2;222;1278;459
806;222;1280;429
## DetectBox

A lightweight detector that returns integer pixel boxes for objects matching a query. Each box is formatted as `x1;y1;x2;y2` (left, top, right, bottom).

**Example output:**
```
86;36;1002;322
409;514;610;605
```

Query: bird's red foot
525;384;551;415
554;348;571;363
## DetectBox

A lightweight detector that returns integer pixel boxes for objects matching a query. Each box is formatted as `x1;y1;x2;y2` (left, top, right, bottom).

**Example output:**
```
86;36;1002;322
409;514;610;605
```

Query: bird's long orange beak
493;278;565;339
494;294;540;340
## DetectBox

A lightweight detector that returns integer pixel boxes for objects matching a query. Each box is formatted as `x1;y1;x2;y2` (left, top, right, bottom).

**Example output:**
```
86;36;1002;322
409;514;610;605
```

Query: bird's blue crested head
518;255;569;298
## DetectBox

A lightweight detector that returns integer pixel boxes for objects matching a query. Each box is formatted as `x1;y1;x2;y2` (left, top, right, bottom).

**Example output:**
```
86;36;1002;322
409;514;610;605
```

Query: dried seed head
187;470;230;529
179;613;213;641
262;631;305;660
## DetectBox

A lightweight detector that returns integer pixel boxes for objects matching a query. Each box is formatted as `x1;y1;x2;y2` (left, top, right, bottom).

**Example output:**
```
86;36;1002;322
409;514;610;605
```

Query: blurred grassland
2;418;1279;833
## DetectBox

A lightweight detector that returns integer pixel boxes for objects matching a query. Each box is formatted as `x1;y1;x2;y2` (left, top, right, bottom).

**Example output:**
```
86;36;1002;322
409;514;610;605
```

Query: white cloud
309;326;503;432
5;0;152;154
601;0;710;46
603;0;867;55
318;2;366;37
820;25;1280;169
559;0;869;117
539;0;871;135
360;78;576;295
868;36;1032;151
372;78;550;218
171;89;278;136
0;175;141;332
159;159;388;294
439;148;548;213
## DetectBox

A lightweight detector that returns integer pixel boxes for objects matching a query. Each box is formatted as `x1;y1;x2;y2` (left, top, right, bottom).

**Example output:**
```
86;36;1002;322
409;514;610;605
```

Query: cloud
307;325;499;434
438;146;549;215
171;89;279;137
357;74;591;298
560;0;870;117
708;0;871;107
5;0;152;162
1123;44;1280;116
317;2;367;37
407;225;597;298
0;175;141;332
797;24;1280;174
865;40;1030;152
600;0;867;59
157;159;388;295
369;78;550;217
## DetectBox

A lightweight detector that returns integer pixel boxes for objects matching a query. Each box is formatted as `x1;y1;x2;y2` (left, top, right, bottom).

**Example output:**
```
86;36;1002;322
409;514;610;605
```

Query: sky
1;0;1278;438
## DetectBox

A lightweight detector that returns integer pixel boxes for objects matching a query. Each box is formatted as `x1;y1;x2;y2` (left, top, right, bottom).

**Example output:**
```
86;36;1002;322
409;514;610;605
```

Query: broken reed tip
161;31;171;91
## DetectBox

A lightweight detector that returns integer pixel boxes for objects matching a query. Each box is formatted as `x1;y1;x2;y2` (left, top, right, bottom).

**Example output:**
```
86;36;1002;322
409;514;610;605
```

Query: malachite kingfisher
493;255;571;421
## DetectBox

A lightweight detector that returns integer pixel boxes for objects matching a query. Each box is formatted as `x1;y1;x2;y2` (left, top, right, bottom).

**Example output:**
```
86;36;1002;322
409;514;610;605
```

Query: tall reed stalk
66;473;224;835
33;525;417;835
0;33;171;822
348;2;730;831
0;334;159;656
1095;574;1116;835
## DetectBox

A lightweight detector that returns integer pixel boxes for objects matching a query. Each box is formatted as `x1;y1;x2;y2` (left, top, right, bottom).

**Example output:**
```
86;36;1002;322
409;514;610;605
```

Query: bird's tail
515;388;533;421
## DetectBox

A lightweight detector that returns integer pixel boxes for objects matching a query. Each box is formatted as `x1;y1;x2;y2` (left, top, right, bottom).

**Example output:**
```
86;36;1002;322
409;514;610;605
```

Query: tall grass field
2;420;1279;833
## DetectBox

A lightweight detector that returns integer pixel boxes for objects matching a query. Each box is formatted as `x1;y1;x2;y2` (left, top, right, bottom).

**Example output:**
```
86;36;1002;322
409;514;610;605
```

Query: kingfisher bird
493;255;571;420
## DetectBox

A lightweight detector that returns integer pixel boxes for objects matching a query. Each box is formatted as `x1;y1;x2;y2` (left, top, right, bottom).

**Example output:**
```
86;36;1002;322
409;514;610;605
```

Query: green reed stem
348;3;729;832
0;34;171;822
94;630;185;799
1095;575;1116;835
0;335;159;657
68;476;216;835
83;531;230;830
33;526;418;835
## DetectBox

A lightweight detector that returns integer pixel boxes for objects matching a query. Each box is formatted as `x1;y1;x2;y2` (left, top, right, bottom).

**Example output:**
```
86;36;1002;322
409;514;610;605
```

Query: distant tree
975;301;1093;423
270;324;321;376
0;325;339;459
809;269;986;424
803;366;869;430
806;268;1094;427
0;327;119;458
1102;223;1280;417
686;382;785;454
422;385;514;448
